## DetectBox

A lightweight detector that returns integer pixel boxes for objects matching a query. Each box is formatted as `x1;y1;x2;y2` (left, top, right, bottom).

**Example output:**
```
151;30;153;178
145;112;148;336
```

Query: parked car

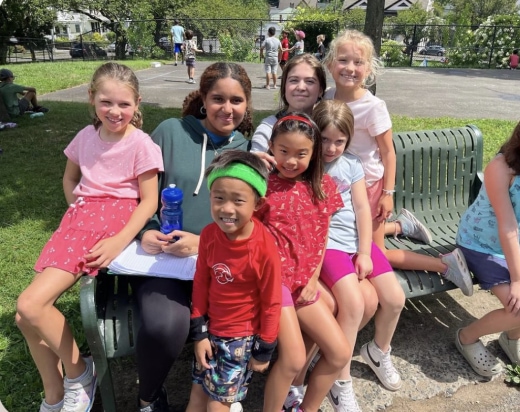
70;43;107;58
106;42;133;54
419;45;446;56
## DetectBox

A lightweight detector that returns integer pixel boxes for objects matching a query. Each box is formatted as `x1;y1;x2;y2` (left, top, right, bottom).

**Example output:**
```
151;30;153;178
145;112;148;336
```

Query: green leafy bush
218;33;257;62
381;40;408;66
505;364;520;386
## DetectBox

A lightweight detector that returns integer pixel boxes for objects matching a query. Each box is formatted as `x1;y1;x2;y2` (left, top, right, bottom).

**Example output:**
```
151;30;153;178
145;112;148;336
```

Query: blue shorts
192;335;255;403
458;245;510;290
174;43;182;54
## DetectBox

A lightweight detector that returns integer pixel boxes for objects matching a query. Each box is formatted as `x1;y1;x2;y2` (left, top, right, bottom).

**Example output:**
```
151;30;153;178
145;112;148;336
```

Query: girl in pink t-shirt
256;113;349;412
16;62;163;412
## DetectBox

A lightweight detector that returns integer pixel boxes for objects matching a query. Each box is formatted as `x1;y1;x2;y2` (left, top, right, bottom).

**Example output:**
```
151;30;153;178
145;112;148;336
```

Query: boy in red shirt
279;30;290;70
509;49;519;70
187;150;282;411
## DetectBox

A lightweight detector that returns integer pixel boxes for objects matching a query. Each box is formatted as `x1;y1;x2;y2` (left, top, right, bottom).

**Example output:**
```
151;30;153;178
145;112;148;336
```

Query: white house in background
51;11;110;40
342;0;430;15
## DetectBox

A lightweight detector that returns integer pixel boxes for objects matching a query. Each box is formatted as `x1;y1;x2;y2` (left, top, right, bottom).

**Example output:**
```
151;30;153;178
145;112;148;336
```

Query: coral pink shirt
256;174;343;292
64;126;164;198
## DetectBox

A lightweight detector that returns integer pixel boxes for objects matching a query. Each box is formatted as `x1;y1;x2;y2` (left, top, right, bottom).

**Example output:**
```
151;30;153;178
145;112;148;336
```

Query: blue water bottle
160;184;183;235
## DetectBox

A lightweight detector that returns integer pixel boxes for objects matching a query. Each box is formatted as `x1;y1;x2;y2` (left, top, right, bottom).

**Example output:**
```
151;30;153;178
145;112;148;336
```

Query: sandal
498;331;520;365
455;328;502;377
263;85;270;90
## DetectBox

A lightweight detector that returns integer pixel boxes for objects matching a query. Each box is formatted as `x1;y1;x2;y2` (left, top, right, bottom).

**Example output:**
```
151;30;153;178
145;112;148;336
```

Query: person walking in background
315;34;326;61
260;26;283;90
455;121;520;377
170;19;185;66
186;150;282;411
0;68;48;117
15;62;163;412
183;30;203;84
509;49;519;70
279;30;290;71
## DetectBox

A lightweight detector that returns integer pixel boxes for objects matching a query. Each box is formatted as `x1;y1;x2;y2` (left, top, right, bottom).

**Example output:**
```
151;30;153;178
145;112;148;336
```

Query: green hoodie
140;115;251;236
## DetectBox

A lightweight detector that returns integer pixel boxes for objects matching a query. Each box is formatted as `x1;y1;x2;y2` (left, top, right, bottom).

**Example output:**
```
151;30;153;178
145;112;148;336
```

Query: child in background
288;29;305;56
315;34;326;61
455;121;520;377
187;151;282;411
0;68;49;116
280;30;291;70
183;30;203;84
314;99;405;410
257;113;350;412
15;62;163;412
260;26;283;90
509;49;519;70
323;29;473;299
251;54;326;153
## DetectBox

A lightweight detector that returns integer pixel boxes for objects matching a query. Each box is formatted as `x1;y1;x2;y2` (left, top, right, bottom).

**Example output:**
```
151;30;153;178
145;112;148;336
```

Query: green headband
207;163;267;196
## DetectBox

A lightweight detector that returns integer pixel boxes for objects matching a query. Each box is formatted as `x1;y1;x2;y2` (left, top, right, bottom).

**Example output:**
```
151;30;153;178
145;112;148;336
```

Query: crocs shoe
440;248;474;296
498;332;520;365
455;328;502;377
326;380;361;412
395;209;432;244
360;340;401;391
230;402;243;412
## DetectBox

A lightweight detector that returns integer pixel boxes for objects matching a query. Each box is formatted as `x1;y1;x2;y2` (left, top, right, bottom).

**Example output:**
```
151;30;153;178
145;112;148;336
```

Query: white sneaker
283;384;304;410
360;340;401;391
326;380;361;412
395;208;432;244
62;356;97;412
230;402;243;412
440;248;474;296
40;400;64;412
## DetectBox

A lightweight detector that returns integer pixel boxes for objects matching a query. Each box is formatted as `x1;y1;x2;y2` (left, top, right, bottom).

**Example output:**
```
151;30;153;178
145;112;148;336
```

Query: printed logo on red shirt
212;263;234;284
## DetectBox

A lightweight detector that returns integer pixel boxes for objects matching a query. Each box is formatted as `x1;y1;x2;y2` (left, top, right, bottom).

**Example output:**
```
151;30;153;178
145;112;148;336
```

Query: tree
0;0;56;63
441;0;518;26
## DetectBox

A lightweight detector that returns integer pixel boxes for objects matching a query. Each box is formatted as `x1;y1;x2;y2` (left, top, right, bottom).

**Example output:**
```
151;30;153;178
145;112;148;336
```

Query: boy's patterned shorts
192;335;255;403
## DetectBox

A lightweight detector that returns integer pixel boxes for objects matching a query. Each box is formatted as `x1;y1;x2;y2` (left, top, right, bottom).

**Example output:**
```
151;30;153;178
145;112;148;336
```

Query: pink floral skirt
34;197;138;276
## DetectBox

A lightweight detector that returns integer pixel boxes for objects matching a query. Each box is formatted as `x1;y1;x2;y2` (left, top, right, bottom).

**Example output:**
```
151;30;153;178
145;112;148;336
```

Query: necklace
207;137;221;156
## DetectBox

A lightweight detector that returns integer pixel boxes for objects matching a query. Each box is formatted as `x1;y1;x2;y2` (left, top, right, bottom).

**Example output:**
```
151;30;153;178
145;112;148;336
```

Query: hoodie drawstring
193;133;208;196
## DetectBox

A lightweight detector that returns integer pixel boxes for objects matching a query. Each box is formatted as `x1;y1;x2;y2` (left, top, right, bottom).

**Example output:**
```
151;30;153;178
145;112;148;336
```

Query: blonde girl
16;62;163;412
256;113;349;412
323;30;473;301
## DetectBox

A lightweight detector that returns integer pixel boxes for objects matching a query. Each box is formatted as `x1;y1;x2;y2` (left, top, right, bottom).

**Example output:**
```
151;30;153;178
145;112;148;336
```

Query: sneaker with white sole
283;384;304;410
138;386;169;412
326;380;361;412
40;400;64;412
360;340;401;391
230;402;243;412
307;351;321;373
395;209;432;244
62;356;97;412
440;248;474;297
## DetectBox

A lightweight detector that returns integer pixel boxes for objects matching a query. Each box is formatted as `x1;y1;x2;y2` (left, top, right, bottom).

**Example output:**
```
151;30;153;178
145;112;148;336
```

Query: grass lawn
0;61;517;410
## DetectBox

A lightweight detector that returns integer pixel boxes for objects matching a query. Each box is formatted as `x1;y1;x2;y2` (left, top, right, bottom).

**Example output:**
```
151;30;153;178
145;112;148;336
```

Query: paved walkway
43;62;520;121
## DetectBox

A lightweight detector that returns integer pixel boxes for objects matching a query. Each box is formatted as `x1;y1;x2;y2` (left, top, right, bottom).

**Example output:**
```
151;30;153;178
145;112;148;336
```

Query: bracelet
382;189;395;195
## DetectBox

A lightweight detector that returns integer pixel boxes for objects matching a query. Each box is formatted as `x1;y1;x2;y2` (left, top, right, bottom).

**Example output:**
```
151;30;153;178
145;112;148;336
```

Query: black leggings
130;277;192;402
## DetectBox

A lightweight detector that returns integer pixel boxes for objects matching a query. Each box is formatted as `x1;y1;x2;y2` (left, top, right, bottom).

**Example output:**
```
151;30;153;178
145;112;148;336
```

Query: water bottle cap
162;183;183;202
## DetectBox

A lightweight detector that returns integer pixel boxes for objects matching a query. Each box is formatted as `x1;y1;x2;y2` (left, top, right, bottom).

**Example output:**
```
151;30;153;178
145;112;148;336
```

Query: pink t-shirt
64;125;164;198
256;174;343;292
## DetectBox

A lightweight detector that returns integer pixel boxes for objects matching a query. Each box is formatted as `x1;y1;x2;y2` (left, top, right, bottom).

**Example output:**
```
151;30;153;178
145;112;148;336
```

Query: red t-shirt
281;37;290;61
256;174;343;292
510;53;519;68
191;218;282;343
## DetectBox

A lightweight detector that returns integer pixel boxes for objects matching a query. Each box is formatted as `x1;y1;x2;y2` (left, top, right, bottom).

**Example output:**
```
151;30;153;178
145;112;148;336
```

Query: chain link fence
5;20;520;69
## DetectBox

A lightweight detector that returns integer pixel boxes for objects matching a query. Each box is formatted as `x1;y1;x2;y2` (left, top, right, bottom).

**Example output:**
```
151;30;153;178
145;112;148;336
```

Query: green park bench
80;124;484;411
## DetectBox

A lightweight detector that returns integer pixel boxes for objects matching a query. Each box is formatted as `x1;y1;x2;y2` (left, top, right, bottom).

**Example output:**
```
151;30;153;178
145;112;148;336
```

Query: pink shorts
281;285;321;307
34;197;137;276
320;243;392;289
366;178;383;220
